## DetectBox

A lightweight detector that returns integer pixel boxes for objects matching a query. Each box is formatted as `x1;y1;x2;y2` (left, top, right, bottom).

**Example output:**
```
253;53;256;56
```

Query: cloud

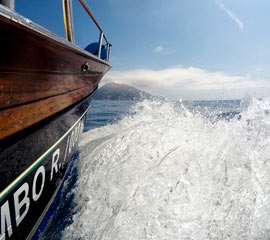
215;0;244;30
256;67;262;73
154;45;164;53
103;66;270;100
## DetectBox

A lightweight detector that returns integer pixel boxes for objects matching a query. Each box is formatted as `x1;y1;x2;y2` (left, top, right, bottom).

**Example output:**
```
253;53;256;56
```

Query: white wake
63;98;270;239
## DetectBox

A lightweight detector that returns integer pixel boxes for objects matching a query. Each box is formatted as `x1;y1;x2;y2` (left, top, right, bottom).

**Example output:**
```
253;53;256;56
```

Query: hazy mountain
92;82;153;100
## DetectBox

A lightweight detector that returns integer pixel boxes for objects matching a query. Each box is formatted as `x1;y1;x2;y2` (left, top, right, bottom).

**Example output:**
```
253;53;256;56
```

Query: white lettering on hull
32;166;45;202
0;201;12;240
50;149;60;181
0;119;84;238
14;183;30;227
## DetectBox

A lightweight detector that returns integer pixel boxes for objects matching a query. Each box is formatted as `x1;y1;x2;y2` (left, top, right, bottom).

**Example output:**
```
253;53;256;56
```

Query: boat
0;0;111;239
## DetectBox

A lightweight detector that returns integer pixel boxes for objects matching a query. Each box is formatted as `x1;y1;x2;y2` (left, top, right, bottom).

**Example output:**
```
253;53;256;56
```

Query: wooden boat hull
0;96;90;239
0;6;111;140
0;5;111;239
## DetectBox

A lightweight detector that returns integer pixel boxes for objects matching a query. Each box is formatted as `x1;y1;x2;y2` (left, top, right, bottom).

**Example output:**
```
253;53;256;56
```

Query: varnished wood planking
0;72;101;108
0;16;110;73
0;14;110;108
0;13;111;140
0;86;96;140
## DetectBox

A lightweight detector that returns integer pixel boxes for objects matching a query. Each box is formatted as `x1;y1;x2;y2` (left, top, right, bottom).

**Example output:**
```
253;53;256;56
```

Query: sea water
44;98;270;239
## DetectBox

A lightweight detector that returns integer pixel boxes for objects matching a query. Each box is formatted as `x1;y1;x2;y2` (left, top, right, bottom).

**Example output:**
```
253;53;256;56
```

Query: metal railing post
78;0;111;61
98;32;104;59
106;43;111;62
62;0;75;43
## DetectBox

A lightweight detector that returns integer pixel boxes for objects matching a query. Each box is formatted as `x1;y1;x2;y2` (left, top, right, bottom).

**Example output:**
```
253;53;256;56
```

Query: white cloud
215;0;244;30
154;45;164;53
256;67;262;73
103;66;270;100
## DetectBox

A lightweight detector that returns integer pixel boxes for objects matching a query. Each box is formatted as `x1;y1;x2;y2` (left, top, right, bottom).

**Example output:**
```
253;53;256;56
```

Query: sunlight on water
63;98;270;239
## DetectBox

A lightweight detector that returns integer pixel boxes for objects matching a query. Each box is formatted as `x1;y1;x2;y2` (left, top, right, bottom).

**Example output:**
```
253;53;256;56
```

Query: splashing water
62;98;270;239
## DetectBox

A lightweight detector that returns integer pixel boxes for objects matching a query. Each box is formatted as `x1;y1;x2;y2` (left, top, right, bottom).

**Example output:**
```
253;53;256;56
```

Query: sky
16;0;270;100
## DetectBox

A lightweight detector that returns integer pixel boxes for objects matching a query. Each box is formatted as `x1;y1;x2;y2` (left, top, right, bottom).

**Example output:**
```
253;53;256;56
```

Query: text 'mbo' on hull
0;0;111;239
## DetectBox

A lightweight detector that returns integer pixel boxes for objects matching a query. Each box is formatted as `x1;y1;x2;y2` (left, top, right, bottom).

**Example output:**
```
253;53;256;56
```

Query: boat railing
63;0;111;62
0;0;111;62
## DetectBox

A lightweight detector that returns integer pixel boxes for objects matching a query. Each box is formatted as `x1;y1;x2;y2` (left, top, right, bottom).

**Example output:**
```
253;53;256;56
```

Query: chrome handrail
63;0;111;62
78;0;109;44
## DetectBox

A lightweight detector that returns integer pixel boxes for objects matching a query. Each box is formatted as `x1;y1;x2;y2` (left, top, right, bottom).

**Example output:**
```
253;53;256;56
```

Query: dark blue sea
42;98;270;239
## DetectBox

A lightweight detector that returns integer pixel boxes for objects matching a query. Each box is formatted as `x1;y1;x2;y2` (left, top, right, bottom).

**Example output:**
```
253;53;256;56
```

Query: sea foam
63;98;270;239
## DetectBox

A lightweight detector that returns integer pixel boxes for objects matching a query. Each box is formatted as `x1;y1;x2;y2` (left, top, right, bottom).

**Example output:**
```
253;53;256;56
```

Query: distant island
92;82;154;100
